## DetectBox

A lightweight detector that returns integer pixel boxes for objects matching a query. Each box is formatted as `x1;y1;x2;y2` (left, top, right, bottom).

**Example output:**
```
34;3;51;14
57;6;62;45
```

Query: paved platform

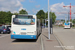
41;28;63;50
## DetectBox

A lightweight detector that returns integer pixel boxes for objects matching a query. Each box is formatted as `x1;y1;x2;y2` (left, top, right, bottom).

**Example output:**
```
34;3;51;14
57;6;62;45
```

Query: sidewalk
41;28;63;50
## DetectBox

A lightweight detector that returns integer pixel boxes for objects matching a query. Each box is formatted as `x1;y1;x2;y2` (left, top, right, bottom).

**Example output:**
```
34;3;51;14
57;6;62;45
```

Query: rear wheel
8;32;10;34
1;31;3;34
36;32;38;40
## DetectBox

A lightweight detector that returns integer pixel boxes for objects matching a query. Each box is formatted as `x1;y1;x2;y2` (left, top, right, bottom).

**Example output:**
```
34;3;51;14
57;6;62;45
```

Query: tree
70;19;72;22
19;9;28;14
73;19;75;23
36;10;45;22
0;11;13;24
46;12;56;24
13;12;19;15
6;11;13;23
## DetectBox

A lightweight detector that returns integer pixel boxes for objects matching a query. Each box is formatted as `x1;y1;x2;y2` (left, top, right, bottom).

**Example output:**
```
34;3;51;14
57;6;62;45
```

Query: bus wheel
1;31;3;34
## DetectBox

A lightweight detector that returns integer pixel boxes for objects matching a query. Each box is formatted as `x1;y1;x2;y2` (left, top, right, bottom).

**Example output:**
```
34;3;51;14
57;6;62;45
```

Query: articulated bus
11;14;42;39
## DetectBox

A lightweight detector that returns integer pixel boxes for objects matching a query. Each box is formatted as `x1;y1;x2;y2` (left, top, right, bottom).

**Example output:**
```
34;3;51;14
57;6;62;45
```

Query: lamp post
45;13;46;28
65;16;67;23
48;0;50;39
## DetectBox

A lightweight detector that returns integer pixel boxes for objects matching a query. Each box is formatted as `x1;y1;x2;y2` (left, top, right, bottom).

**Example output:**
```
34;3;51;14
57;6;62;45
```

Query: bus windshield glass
13;15;35;25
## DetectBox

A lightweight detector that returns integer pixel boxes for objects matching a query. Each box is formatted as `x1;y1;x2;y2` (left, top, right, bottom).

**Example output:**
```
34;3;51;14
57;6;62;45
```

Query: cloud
35;5;40;8
19;6;30;14
50;2;68;12
0;0;33;14
0;0;24;13
19;0;25;2
50;2;73;19
19;7;25;11
32;9;39;14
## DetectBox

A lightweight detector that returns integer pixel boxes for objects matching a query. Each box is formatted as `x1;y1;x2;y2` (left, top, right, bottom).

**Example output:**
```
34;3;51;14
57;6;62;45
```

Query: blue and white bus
64;22;70;29
11;14;42;39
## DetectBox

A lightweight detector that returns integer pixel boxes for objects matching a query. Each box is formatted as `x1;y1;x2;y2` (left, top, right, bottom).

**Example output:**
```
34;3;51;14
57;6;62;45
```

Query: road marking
41;34;44;50
0;34;10;38
53;33;65;50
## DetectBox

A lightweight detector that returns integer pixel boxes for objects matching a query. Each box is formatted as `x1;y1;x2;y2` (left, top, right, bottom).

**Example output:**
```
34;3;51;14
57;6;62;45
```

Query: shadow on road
42;34;48;39
12;39;37;42
64;28;71;29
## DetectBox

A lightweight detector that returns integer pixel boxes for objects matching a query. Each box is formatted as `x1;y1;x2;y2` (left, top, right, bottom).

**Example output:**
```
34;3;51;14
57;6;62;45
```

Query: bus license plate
21;32;26;35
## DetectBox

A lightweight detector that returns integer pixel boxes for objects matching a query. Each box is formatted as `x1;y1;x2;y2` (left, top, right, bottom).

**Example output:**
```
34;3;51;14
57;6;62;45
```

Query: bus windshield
13;15;35;25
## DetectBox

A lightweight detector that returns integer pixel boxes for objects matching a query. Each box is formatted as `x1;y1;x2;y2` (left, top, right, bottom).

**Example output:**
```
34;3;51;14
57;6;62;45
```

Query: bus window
13;15;35;25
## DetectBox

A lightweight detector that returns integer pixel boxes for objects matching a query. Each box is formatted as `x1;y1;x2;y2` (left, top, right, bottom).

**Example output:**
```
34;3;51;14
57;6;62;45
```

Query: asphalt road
53;27;75;50
0;34;41;50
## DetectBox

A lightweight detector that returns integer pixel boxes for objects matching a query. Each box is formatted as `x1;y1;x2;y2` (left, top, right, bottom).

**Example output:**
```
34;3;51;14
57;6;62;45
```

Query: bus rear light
13;33;14;35
13;37;14;38
11;31;14;35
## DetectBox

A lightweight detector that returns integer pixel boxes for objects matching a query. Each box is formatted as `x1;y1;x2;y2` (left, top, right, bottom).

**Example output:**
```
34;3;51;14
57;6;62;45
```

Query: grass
53;25;64;27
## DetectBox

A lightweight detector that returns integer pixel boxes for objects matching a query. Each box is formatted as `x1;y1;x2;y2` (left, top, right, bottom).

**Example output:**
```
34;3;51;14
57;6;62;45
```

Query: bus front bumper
11;35;37;39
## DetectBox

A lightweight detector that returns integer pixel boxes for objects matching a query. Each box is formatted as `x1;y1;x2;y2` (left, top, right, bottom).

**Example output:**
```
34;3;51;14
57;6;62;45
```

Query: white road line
0;34;10;38
53;33;65;50
41;34;44;50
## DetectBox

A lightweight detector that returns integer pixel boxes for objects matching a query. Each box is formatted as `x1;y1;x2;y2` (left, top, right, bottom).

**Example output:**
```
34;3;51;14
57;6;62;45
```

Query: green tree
73;19;75;23
46;12;56;24
36;10;45;22
6;11;13;23
13;12;19;15
19;9;28;14
70;19;72;22
0;11;13;24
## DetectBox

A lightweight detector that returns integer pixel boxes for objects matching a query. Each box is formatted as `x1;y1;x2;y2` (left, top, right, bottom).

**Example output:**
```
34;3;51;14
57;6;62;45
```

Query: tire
8;32;10;34
1;31;3;34
36;32;38;40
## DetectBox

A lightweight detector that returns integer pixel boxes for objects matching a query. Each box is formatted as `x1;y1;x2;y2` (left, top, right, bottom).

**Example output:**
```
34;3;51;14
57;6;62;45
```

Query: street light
45;12;46;28
48;0;50;39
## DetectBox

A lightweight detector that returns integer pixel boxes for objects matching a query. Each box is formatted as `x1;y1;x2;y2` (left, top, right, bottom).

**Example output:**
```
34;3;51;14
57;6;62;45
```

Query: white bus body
11;15;42;39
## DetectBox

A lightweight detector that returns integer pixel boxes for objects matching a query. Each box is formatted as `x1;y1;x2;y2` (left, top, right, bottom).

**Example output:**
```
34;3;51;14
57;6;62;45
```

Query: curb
53;33;65;50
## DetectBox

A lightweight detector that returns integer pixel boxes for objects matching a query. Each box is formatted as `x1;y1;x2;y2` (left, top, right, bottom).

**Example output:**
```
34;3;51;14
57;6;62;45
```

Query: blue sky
0;0;75;19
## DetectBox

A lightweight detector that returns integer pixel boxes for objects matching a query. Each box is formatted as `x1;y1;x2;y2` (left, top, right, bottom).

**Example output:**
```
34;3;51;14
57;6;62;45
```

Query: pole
42;19;43;28
45;13;46;28
65;16;66;23
70;3;71;20
51;10;53;34
43;19;44;28
48;0;50;39
68;12;69;22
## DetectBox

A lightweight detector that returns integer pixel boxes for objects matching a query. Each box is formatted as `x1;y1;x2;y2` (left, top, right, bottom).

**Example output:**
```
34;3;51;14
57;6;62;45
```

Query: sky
0;0;75;20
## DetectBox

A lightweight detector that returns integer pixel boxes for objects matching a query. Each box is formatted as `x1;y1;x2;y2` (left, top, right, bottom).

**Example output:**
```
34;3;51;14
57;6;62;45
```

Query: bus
64;22;70;29
11;14;42;39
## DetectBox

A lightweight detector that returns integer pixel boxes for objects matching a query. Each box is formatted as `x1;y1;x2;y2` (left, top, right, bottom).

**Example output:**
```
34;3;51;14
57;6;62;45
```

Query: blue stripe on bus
64;23;70;25
11;35;37;39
